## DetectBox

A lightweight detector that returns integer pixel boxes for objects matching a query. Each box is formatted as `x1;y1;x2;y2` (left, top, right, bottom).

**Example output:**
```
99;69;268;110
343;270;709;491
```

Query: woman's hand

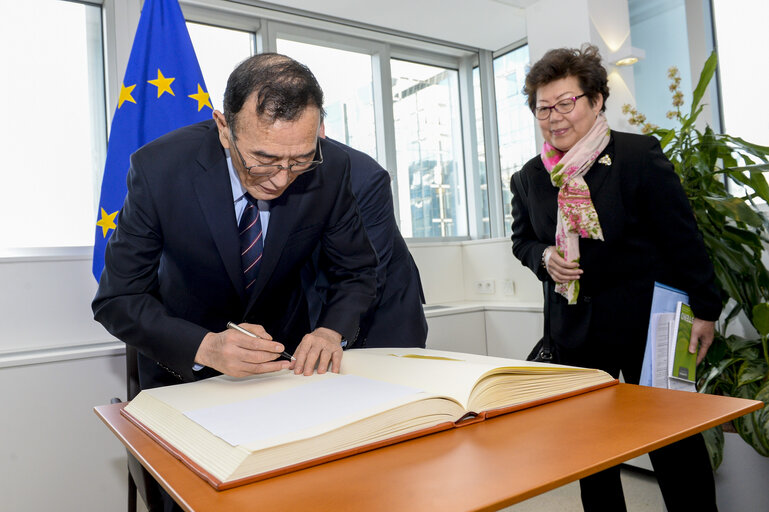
690;318;715;365
544;246;583;284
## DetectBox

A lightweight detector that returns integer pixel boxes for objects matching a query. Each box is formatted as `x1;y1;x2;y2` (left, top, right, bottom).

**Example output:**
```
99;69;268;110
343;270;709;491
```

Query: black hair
223;53;325;135
523;44;609;113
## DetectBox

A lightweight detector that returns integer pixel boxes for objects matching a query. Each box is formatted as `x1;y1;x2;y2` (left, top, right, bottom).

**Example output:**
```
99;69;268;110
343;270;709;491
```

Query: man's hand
292;327;344;376
690;318;716;365
194;323;291;377
544;246;583;284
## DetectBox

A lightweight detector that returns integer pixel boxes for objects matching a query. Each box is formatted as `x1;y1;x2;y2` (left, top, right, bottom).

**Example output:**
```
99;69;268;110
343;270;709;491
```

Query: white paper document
652;313;674;388
184;374;422;446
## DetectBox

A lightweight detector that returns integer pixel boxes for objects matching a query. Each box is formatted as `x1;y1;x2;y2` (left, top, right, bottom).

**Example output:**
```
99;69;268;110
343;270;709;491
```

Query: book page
668;377;696;392
340;347;590;409
182;374;425;447
652;313;674;388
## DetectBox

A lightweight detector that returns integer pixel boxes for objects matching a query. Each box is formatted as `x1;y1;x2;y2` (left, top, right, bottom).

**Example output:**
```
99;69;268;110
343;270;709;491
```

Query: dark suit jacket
305;138;428;348
93;120;378;390
510;131;721;356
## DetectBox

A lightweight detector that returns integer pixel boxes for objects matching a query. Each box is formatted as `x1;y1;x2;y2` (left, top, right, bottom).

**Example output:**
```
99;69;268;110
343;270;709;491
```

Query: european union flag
92;0;212;280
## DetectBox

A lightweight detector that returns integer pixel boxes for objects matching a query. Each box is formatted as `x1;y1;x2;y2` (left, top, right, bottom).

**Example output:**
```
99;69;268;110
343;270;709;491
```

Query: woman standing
510;44;721;511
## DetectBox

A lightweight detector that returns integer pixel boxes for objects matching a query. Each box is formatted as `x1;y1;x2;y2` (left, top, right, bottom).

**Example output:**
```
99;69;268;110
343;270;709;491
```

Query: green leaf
752;303;769;336
733;382;769;456
699;355;738;391
722;225;762;249
724;334;762;354
753;381;769;453
727;167;769;204
723;134;769;157
658;129;676;150
681;104;704;133
737;359;769;386
703;196;764;227
691;52;718;117
729;163;769;174
701;425;724;470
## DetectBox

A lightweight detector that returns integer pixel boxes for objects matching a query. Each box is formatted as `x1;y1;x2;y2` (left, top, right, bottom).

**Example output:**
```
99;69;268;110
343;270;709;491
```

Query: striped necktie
239;193;263;292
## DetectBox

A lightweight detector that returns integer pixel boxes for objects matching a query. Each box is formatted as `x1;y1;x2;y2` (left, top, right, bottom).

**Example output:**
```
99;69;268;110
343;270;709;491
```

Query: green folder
670;302;696;382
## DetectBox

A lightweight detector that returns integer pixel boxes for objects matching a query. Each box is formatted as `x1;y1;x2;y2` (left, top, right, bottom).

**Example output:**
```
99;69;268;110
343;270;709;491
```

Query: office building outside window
277;39;378;160
493;46;535;235
473;66;491;237
391;59;467;238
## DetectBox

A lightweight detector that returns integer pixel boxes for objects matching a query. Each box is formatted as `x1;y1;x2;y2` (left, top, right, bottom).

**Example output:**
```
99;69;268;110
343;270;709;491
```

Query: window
712;0;769;145
186;22;255;112
493;46;535;234
277;38;378;160
0;0;105;250
391;59;467;238
473;67;491;237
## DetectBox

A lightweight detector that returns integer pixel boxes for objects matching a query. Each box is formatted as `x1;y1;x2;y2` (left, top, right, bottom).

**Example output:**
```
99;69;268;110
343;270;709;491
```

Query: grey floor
504;465;663;511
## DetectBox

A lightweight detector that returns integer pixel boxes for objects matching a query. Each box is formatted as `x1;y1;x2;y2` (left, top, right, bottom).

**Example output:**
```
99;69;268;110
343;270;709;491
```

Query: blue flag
92;0;212;280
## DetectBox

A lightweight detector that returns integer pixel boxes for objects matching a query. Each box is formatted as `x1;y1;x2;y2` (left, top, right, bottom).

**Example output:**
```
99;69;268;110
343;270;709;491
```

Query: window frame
259;18;483;241
4;0;512;263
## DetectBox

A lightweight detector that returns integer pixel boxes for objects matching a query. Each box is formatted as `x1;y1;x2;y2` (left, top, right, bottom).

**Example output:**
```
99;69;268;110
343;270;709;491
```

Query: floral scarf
541;113;610;304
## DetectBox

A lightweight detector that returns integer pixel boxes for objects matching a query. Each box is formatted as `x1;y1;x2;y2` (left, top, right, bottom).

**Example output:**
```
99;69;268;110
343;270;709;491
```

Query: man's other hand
292;327;344;376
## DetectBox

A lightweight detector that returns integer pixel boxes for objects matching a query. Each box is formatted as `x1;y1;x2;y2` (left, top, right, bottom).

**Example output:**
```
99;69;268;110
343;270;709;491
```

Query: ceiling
260;0;537;51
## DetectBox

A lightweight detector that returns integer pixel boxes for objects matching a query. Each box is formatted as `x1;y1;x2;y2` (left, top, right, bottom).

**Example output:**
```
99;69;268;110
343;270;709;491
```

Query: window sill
0;245;93;263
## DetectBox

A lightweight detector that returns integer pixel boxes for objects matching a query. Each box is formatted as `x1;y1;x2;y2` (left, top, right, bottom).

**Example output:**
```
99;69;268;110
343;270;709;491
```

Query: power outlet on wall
502;279;515;296
475;280;495;295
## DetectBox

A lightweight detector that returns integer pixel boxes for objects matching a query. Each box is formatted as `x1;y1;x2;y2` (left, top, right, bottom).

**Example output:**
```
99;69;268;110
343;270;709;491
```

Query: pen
226;321;296;361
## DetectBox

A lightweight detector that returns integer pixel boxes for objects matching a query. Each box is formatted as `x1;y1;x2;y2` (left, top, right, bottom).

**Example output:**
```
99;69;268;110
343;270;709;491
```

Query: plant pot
714;432;769;511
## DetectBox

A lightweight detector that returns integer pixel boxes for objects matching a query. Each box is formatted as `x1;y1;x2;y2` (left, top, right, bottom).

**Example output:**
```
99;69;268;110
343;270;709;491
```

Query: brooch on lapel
598;154;612;166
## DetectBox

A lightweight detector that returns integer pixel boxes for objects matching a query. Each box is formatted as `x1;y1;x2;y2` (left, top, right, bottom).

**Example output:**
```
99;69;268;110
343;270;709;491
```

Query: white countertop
422;301;543;317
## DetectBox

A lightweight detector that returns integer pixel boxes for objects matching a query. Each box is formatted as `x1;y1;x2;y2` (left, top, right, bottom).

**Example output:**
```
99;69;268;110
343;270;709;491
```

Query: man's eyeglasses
229;136;323;178
534;94;587;120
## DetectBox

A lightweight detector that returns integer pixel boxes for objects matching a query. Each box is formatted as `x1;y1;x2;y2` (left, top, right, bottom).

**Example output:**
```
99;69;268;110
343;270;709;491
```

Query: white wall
0;251;106;354
525;0;637;133
410;238;542;304
0;353;130;512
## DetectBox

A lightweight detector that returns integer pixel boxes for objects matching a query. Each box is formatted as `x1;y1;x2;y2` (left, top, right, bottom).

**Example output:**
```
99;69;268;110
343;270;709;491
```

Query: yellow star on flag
96;208;119;237
148;69;175;98
118;83;137;109
188;84;212;111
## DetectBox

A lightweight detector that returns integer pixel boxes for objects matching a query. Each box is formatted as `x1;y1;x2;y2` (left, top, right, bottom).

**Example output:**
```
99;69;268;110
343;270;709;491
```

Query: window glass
712;0;769;145
473;67;490;237
493;46;535;235
277;38;377;160
0;0;105;250
391;59;467;238
187;22;254;112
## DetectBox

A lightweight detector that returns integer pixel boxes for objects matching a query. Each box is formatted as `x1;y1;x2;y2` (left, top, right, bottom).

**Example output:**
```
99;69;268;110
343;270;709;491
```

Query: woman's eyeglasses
534;94;587;120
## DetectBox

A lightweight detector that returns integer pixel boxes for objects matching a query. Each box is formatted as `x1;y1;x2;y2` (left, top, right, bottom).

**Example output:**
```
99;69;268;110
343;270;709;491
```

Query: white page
667;302;685;379
183;374;422;447
652;313;674;388
668;376;696;392
340;347;591;408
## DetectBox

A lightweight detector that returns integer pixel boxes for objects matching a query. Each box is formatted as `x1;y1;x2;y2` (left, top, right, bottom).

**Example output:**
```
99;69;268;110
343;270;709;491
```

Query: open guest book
122;347;616;489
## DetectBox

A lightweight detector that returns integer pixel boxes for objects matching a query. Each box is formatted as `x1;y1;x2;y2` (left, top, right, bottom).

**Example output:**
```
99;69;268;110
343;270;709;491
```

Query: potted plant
623;52;769;469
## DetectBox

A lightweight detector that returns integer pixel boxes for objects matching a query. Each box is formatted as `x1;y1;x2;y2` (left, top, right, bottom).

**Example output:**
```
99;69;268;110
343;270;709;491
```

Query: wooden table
95;383;761;511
